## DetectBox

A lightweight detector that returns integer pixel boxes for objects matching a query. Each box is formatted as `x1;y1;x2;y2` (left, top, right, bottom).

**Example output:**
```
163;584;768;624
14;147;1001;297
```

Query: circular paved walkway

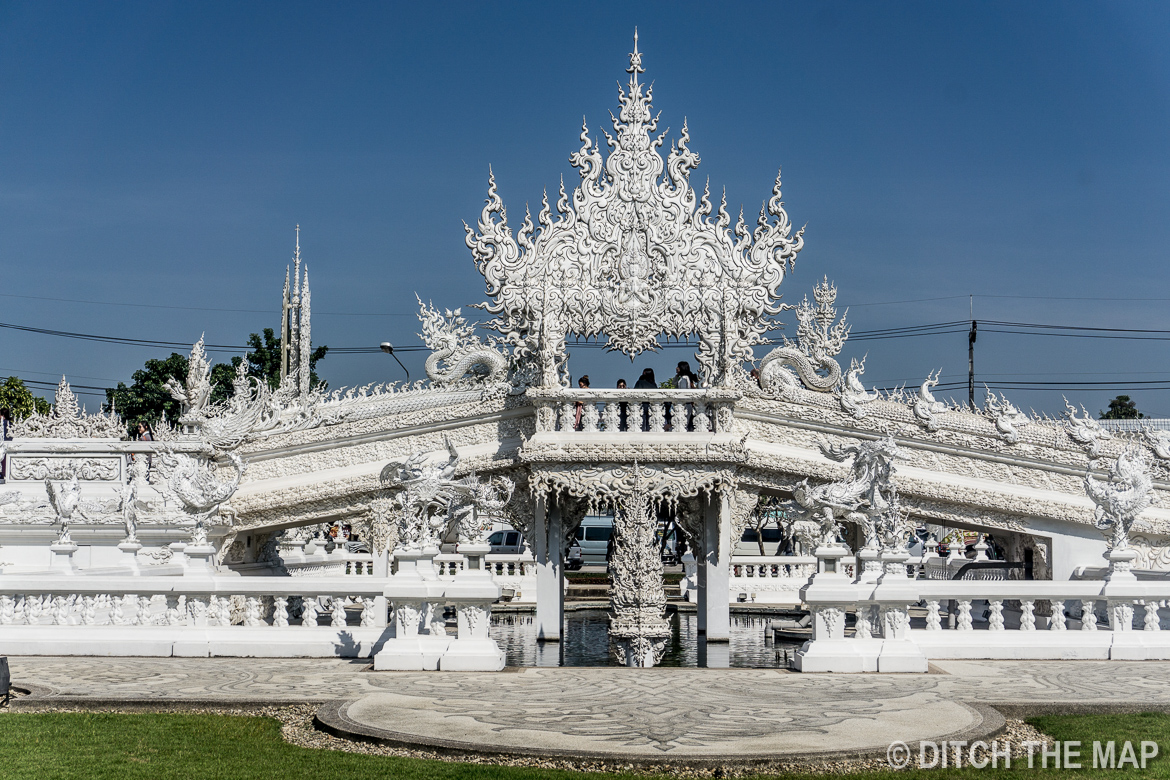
317;668;992;762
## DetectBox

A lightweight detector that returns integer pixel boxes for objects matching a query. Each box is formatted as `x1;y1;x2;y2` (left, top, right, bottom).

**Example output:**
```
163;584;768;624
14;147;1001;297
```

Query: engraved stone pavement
10;658;1170;759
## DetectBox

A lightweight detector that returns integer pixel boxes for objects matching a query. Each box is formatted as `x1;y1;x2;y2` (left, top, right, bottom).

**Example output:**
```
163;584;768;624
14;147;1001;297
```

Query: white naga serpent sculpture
417;296;508;387
758;277;848;398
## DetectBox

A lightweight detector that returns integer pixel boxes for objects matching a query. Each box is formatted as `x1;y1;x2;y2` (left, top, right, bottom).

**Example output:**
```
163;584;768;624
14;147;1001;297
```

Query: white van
573;515;614;564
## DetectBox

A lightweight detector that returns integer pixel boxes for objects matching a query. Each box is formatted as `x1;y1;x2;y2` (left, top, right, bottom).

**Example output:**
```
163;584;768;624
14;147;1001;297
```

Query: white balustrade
798;572;1170;671
0;572;505;666
527;389;738;435
727;555;818;605
486;553;537;603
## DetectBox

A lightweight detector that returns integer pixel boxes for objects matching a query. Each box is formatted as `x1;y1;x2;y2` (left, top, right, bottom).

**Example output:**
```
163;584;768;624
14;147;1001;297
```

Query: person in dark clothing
573;375;590;430
634;368;656;431
672;361;699;430
616;379;629;431
0;407;10;481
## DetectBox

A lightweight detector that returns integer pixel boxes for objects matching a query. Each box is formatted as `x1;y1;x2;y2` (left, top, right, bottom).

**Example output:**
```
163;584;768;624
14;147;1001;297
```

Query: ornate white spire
280;225;312;392
464;32;805;386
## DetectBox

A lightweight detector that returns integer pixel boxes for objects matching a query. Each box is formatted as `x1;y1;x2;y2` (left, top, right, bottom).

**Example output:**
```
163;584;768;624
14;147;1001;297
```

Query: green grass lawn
0;710;1167;779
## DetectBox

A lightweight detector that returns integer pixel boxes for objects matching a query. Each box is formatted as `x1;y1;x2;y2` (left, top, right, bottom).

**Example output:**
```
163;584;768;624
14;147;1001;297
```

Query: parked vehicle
487;528;526;555
565;537;583;570
574;515;614;564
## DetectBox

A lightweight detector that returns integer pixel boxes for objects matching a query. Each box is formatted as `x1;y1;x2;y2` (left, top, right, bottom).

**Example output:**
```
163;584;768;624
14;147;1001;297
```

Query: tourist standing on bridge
616;379;629;431
673;362;699;431
573;375;590;430
0;408;10;480
136;421;154;479
634;368;656;431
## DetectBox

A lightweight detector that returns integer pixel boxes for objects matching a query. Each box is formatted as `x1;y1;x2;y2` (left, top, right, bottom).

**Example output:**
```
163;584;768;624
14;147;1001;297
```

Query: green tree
1100;395;1145;420
105;353;189;435
0;377;51;419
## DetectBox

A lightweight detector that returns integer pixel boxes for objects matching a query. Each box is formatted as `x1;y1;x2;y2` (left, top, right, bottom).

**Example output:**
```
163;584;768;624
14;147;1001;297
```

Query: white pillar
535;495;564;642
371;545;390;628
700;491;731;642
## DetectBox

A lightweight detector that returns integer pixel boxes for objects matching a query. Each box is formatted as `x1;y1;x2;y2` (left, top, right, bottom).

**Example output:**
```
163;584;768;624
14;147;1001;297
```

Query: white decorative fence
796;563;1170;672
0;572;503;669
527;388;740;435
682;555;855;605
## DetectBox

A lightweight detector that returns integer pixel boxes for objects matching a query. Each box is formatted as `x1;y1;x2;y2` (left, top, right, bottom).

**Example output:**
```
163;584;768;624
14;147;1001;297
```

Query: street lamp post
381;342;410;381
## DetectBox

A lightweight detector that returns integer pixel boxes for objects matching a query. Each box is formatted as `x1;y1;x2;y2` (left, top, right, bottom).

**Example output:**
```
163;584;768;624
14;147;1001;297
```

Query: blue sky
1;2;1168;415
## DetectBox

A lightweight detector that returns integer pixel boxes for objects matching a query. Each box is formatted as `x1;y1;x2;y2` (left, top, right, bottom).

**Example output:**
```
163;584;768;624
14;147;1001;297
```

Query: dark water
490;608;803;668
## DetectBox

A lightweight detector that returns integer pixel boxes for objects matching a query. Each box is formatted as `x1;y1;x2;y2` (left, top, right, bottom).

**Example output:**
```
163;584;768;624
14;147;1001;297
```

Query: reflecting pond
490;608;803;668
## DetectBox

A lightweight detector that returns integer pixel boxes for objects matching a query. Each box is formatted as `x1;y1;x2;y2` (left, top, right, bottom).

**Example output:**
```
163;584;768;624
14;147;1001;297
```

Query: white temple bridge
4;36;1170;670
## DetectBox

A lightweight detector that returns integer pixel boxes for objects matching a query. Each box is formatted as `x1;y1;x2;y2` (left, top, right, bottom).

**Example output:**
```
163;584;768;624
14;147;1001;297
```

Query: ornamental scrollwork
164;451;246;546
607;478;670;667
530;463;737;514
464;33;804;387
10;457;120;482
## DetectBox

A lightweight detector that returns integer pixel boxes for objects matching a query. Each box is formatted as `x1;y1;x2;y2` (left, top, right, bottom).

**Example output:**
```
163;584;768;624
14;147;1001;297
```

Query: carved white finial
628;29;643;82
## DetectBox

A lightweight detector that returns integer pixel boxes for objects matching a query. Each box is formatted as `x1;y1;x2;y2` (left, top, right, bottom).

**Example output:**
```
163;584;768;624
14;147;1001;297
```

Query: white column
700;491;731;642
371;544;390;628
535;495;564;642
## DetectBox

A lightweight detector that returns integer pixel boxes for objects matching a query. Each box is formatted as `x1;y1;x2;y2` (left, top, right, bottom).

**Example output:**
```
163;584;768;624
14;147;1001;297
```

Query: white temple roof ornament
10;377;124;439
838;355;879;419
1063;397;1113;458
912;370;947;432
788;435;905;550
166;334;213;428
984;386;1030;444
464;33;805;387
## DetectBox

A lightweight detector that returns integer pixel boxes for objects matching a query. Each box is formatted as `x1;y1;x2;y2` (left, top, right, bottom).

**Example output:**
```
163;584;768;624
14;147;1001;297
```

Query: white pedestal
118;541;142;574
856;545;881;584
1106;548;1139;581
48;541;78;574
372;548;448;671
169;542;189;568
184;545;217;576
441;559;505;671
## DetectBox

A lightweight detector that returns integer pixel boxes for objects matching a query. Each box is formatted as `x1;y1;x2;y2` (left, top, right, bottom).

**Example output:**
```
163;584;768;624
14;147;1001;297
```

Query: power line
0;292;412;317
0;321;426;354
